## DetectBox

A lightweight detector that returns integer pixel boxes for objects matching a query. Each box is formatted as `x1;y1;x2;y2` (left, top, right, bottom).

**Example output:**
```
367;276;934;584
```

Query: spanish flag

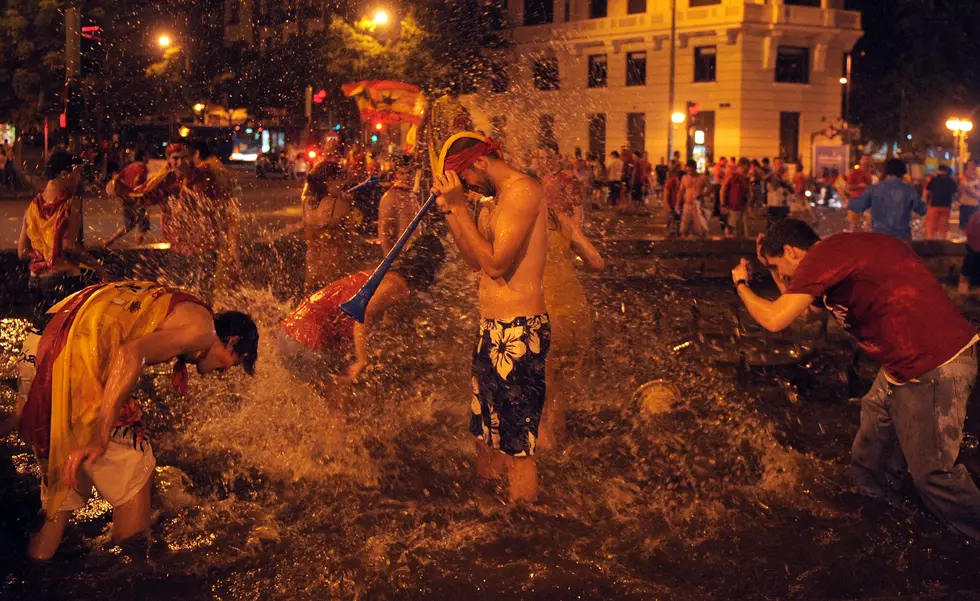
341;80;426;126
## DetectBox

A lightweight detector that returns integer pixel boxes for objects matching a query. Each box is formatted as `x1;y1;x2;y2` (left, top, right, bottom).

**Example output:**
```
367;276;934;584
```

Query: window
775;46;810;84
588;114;606;159
689;0;721;6
539;115;558;152
688;110;715;163
564;0;571;21
491;65;509;94
589;0;608;18
627;0;646;14
491;115;508;145
228;0;241;24
779;112;801;161
626;51;646;87
627;113;645;153
533;58;560;91
694;46;716;82
588;54;607;88
524;0;554;26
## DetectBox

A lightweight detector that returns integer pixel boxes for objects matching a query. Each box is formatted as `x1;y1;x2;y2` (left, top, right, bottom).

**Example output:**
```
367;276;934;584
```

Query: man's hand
732;257;751;284
431;171;467;214
338;359;367;385
63;443;107;488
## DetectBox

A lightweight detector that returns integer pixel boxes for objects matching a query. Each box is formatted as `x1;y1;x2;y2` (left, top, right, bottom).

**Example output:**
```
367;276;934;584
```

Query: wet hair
884;158;906;178
759;218;821;258
686;159;698;169
445;136;501;162
44;150;81;180
214;311;259;375
305;158;344;206
938;164;952;174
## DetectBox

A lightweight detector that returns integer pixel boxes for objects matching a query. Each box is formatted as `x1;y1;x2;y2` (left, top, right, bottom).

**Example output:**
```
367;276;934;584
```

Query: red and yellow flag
342;80;426;126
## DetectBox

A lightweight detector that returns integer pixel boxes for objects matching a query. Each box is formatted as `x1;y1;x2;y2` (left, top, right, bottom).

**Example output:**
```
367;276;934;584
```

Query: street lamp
158;34;172;48
671;112;686;124
947;118;974;174
373;10;389;26
839;77;848;85
193;103;205;113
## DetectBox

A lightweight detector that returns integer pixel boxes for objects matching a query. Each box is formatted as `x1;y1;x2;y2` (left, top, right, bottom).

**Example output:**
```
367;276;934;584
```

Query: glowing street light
671;112;686;124
947;118;974;133
158;34;172;48
373;10;389;26
946;117;974;174
839;77;848;85
193;103;205;113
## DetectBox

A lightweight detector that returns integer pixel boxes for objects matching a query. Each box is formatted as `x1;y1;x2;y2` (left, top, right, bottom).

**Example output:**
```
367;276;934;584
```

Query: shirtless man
378;156;419;254
679;159;710;238
431;132;550;503
11;280;258;560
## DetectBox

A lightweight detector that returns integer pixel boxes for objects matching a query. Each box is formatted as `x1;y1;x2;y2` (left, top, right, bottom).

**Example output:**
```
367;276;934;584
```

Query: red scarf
443;138;502;174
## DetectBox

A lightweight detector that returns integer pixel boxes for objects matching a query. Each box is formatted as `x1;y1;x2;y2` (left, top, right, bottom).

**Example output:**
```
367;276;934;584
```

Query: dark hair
44;150;81;180
610;150;620;158
762;158;771;165
635;151;644;159
190;138;213;160
134;149;148;162
759;218;821;258
305;158;344;207
738;158;751;167
884;158;906;178
214;311;259;375
686;159;698;169
938;164;952;174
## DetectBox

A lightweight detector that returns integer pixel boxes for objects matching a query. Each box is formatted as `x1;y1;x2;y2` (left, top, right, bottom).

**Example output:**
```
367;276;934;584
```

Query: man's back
477;177;548;319
927;173;957;208
607;158;623;181
850;177;926;240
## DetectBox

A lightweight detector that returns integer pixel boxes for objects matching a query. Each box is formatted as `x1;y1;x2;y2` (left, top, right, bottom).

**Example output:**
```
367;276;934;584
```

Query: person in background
847;156;875;232
849;158;926;242
679;159;711;238
104;150;151;248
959;209;980;296
654;156;669;201
764;158;792;227
958;160;980;234
663;166;684;237
590;153;607;209
924;164;957;241
17;150;107;325
790;162;815;224
721;158;752;239
606;150;623;209
629;150;652;212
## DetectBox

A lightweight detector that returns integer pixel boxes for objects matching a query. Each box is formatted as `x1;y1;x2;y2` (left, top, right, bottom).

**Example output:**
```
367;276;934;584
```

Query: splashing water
1;262;980;600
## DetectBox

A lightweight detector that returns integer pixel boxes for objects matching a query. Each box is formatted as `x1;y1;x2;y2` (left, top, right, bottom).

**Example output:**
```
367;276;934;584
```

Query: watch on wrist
735;279;748;290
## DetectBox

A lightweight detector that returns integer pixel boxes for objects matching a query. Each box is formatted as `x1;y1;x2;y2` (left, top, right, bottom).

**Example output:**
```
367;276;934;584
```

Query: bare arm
377;190;400;255
17;212;31;261
63;304;215;485
341;275;409;384
435;172;541;279
558;212;604;271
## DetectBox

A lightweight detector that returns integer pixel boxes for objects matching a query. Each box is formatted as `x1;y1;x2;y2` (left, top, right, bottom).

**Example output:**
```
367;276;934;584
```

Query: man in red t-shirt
847;156;874;232
104;150;150;247
721;158;751;239
731;218;980;539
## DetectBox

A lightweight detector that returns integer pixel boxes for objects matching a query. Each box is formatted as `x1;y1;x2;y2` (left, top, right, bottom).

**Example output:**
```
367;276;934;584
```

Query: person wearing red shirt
663;167;683;237
721;158;752;238
104;150;151;247
732;219;980;539
847;156;874;232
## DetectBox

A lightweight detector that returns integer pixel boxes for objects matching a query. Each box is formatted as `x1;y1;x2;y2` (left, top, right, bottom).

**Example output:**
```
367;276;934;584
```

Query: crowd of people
5;128;980;564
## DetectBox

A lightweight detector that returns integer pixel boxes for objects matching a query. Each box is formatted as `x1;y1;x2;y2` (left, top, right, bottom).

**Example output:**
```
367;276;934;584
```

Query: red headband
443;138;502;174
166;143;188;157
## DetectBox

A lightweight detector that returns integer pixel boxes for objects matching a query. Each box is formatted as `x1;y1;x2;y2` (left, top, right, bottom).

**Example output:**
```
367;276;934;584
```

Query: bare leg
503;455;538;503
110;475;152;544
474;439;503;480
27;512;70;561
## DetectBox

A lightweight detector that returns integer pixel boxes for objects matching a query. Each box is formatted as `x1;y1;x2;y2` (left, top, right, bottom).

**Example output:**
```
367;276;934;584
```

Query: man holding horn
431;132;551;503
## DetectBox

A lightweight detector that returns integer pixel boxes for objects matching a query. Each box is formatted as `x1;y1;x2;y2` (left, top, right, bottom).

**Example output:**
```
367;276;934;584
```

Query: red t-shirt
847;167;873;198
281;271;370;352
784;233;976;382
724;173;750;211
116;162;148;196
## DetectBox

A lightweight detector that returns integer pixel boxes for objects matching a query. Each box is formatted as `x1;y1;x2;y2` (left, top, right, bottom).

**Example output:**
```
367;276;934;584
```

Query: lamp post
946;118;974;175
842;52;852;169
666;0;677;162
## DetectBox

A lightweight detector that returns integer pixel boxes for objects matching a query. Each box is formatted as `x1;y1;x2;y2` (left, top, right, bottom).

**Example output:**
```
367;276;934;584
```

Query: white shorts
41;433;156;513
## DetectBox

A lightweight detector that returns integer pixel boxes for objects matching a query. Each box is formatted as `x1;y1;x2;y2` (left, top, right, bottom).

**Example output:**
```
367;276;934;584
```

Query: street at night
3;1;980;600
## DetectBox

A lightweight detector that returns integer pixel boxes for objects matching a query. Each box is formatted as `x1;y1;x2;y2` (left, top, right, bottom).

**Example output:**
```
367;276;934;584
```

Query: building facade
461;0;862;170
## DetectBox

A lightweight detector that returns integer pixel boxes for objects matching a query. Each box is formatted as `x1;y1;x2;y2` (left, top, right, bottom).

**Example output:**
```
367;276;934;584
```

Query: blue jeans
850;346;980;539
960;205;978;231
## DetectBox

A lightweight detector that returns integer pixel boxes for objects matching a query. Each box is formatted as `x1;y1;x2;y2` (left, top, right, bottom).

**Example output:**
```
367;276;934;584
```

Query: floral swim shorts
470;314;551;457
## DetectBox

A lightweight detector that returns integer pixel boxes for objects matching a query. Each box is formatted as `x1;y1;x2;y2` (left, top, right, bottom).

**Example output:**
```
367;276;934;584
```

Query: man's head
719;157;728;165
191;138;213;162
685;159;698;176
574;147;582;159
884;158;906;179
938;164;952;175
440;132;503;197
757;218;821;280
968;160;978;178
737;158;750;174
134;149;148;163
166;143;192;178
44;150;82;182
773;157;784;172
859;155;870;170
611;150;620;159
762;158;771;167
393;154;413;183
196;311;259;375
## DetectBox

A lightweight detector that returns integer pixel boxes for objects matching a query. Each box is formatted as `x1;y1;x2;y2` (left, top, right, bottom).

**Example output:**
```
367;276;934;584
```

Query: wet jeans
850;346;980;539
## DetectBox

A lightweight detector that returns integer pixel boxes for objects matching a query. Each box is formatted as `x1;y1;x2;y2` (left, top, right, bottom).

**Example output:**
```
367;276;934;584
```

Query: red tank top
281;271;370;352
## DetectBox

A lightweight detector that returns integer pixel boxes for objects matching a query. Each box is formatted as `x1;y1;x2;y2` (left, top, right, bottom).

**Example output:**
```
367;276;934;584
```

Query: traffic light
62;77;84;133
80;16;105;75
686;101;700;118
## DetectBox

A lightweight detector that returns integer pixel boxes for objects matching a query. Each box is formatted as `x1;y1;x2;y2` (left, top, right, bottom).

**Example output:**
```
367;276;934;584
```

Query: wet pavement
2;253;980;600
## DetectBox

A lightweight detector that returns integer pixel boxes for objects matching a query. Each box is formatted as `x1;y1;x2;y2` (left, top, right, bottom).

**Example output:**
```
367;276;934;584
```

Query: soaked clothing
851;347;980;539
281;271;370;352
470;315;551;457
848;177;926;241
390;232;445;293
19;281;208;516
785;233;977;383
24;190;75;275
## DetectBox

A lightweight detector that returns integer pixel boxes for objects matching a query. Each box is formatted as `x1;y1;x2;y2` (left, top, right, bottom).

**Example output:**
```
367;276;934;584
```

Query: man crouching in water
10;280;259;560
431;132;550;503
